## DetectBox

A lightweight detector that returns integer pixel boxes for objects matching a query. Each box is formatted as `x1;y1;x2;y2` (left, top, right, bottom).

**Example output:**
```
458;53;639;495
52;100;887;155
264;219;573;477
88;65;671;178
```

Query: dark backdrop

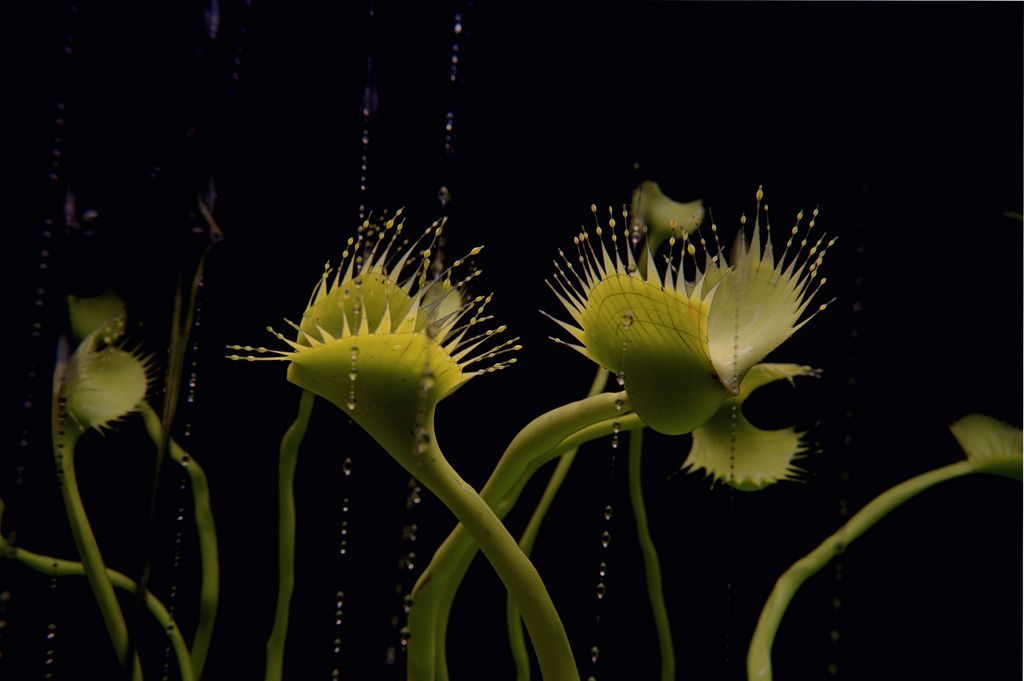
3;2;1021;681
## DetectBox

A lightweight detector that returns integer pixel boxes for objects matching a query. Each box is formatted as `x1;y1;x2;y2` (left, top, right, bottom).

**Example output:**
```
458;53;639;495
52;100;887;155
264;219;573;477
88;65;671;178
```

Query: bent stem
0;526;193;681
52;390;143;680
139;403;219;680
436;415;645;680
628;429;675;681
407;391;630;680
265;390;316;681
747;460;975;681
506;368;609;681
409;417;581;681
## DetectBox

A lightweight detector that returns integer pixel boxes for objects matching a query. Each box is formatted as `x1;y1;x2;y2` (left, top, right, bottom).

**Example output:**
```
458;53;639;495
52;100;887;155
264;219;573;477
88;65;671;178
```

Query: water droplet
399;626;412;646
615;372;626;387
600;530;611;548
385;645;397;665
614;398;623;411
603;505;613;521
590;646;600;663
438;186;452;206
342;457;353;476
598;561;607;577
406;486;422;508
621;311;634;329
595;582;606;599
829;628;840;643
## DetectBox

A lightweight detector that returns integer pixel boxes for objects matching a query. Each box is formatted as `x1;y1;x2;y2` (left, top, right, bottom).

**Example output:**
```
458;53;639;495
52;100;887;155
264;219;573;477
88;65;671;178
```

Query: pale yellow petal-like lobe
578;272;724;434
631;181;704;245
681;363;817;491
950;414;1023;480
67;291;126;343
706;220;819;390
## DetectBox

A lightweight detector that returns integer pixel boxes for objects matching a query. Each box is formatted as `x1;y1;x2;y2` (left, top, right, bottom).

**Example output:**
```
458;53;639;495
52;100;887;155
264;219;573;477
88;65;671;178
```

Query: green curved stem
747;460;976;681
52;393;143;680
0;530;193;681
628;428;675;681
406;391;630;680
435;415;646;680
265;390;316;681
405;414;579;681
506;368;610;681
139;403;219;680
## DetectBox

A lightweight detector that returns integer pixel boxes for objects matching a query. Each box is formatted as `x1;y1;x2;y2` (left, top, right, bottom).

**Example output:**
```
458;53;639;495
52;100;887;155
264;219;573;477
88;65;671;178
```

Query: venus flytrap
38;292;220;681
53;300;151;680
414;188;834;681
549;186;833;435
747;414;1023;681
231;216;585;681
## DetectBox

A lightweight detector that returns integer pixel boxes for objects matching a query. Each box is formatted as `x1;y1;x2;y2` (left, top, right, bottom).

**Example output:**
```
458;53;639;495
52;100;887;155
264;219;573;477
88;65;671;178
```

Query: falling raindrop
0;589;9;662
600;530;611;548
204;0;220;40
437;185;452;207
342;457;354;476
615;371;626;387
590;646;600;663
347;346;359;411
603;505;613;521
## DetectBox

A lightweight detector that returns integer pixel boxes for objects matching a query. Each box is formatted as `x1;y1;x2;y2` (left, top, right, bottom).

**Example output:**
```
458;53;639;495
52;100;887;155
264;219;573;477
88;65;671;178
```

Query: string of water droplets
721;206;752;680
437;7;464;208
357;2;377;222
6;9;82;676
828;192;866;679
159;279;207;681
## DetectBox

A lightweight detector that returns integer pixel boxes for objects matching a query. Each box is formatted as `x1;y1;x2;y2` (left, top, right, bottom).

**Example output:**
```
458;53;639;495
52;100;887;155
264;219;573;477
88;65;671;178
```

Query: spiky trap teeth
229;214;519;455
547;186;835;436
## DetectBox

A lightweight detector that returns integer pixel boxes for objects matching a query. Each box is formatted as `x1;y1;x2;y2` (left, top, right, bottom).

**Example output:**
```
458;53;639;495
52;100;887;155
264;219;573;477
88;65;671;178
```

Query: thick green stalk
408;416;579;681
0;532;193;681
747;460;975;681
628;429;675;681
139;403;219;680
436;416;645;679
52;396;143;680
506;368;609;681
406;391;629;680
265;390;316;681
427;412;645;681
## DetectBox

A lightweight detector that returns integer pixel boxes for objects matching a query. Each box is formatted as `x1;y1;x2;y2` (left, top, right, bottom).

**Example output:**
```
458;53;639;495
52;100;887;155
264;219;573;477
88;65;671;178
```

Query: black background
2;2;1021;680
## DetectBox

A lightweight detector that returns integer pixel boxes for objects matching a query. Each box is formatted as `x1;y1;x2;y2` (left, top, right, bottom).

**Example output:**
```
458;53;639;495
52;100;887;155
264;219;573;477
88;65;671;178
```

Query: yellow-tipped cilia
547;186;834;435
682;363;819;491
228;214;518;456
